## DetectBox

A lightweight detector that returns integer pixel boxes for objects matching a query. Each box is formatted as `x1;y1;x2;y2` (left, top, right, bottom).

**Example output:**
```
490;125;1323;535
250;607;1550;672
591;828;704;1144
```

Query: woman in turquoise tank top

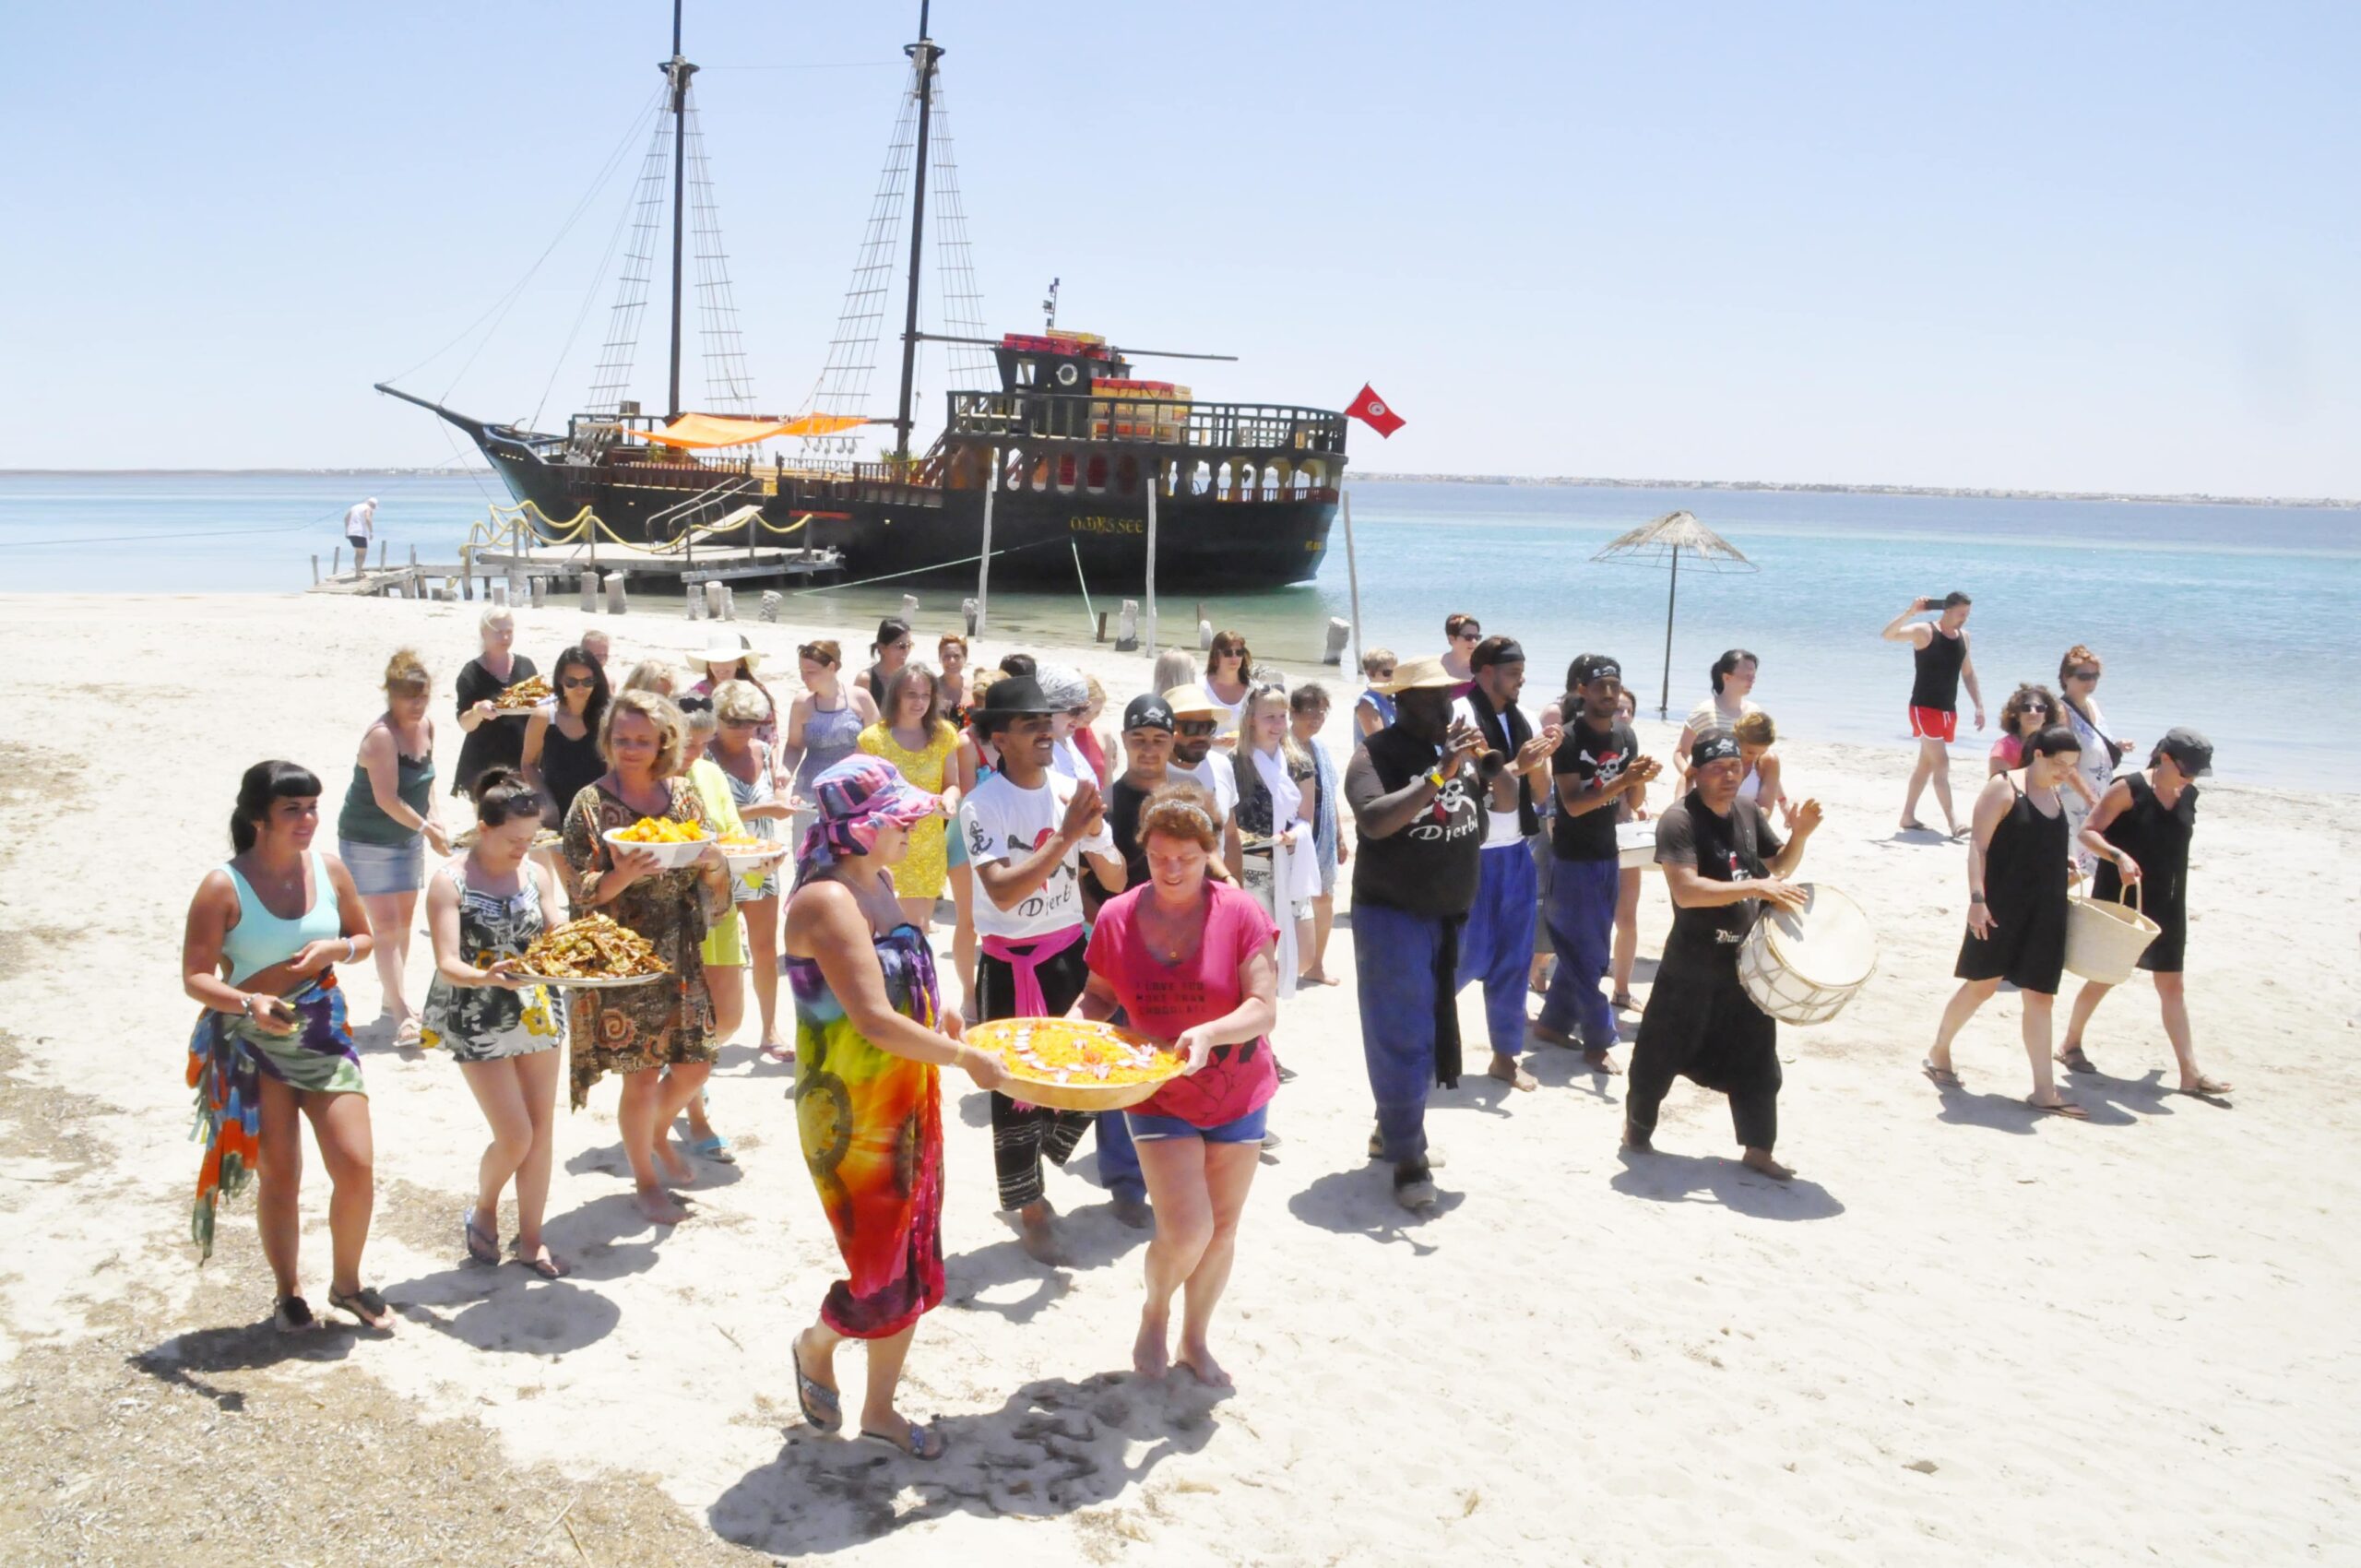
182;760;396;1334
337;648;450;1048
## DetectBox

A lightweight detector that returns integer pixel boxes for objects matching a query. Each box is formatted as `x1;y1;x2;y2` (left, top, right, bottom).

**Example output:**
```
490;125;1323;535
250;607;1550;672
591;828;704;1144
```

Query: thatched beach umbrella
1592;510;1758;718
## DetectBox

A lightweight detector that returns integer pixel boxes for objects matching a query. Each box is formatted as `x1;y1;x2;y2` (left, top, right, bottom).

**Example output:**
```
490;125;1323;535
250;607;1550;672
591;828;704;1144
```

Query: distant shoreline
3;466;2354;510
1350;473;2360;510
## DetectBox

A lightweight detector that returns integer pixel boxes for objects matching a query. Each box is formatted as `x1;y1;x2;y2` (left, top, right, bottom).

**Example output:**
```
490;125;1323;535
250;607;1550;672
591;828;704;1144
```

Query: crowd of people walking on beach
178;598;2227;1457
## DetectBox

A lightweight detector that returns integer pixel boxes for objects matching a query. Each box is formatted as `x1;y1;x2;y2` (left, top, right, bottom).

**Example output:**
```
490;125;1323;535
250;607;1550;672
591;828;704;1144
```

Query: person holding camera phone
1880;592;1986;837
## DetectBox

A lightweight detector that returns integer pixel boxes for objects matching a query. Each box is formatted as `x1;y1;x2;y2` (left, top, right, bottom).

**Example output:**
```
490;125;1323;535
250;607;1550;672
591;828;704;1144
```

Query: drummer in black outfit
1925;724;2086;1116
1880;593;1986;837
2056;729;2231;1098
1622;729;1822;1182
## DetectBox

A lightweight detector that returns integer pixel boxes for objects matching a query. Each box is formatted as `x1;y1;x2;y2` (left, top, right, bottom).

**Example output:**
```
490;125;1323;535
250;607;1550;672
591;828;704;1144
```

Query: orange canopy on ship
635;411;871;449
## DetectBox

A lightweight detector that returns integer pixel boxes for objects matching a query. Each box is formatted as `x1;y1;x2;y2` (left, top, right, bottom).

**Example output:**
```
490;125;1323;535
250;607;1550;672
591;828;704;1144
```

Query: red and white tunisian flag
1345;383;1406;438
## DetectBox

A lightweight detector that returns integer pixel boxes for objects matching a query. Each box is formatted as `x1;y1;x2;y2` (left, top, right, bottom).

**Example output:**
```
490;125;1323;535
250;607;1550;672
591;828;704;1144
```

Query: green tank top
222;849;343;985
337;742;434;846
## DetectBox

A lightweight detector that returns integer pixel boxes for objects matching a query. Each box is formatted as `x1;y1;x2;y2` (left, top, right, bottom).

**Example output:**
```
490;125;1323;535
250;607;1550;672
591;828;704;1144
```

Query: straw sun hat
1375;656;1461;695
690;632;762;671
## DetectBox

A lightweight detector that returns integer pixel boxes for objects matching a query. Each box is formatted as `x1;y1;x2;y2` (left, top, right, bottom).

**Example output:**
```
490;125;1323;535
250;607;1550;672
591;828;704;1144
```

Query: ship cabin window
1015;360;1037;387
1055;453;1078;492
1003;449;1025;492
1085;453;1109;493
1190;460;1212;496
1116;454;1140;494
1030;452;1051;492
1216;461;1233;497
1263;464;1281;497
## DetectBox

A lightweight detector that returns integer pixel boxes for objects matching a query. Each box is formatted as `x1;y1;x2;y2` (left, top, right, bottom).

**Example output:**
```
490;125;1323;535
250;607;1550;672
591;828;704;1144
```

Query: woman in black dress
2056;729;2230;1097
522;645;611;833
452;608;540;799
1925;725;2086;1116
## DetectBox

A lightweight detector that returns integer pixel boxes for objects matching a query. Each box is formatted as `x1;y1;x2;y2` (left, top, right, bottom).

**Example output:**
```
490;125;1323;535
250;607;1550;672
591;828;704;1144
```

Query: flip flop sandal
686;1134;737;1165
1921;1059;1962;1087
759;1042;796;1064
1611;994;1640;1013
2026;1097;2089;1120
791;1336;843;1433
860;1421;944;1460
462;1207;501;1265
273;1294;316;1334
2055;1048;2098;1075
329;1285;395;1330
515;1246;569;1279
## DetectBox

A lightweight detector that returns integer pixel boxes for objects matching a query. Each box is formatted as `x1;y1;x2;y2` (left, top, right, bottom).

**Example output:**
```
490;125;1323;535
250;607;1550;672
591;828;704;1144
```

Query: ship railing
944;393;1348;455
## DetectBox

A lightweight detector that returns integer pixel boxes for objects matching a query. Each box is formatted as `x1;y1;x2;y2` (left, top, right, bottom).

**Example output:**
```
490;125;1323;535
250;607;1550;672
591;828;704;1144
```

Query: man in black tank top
1880;592;1985;837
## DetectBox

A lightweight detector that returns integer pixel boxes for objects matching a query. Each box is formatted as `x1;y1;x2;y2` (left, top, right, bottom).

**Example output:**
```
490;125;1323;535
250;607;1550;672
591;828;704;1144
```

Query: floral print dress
559;777;719;1110
418;863;563;1062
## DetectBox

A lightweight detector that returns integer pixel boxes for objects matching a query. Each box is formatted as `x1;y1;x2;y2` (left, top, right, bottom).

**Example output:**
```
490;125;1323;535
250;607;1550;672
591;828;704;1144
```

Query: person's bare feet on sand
1488;1052;1536;1092
1583;1047;1620;1075
655;1138;696;1188
635;1185;690;1224
1133;1307;1169;1379
1621;1121;1653;1154
1741;1147;1796;1182
1016;1199;1064;1265
1299;967;1340;987
1176;1336;1232;1389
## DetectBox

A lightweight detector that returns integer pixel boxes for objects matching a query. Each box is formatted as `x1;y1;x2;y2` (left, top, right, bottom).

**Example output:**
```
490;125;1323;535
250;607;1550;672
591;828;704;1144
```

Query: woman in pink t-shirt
1078;782;1278;1389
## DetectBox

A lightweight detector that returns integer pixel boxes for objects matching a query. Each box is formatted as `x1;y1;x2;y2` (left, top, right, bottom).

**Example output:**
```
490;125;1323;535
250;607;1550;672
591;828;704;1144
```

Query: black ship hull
484;450;1336;590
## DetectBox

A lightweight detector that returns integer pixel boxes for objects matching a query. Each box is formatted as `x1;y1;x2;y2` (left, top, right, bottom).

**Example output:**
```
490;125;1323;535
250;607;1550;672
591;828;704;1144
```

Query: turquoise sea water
2;471;2354;788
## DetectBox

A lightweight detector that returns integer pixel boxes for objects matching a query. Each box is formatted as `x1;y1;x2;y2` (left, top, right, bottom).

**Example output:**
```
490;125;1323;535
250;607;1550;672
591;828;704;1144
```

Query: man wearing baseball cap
1624;727;1822;1181
1344;655;1487;1210
1449;635;1564;1092
2055;726;2231;1099
1536;654;1660;1069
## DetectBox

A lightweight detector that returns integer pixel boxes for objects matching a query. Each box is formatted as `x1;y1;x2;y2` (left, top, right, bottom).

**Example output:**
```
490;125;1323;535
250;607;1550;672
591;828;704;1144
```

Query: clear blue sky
4;1;2355;496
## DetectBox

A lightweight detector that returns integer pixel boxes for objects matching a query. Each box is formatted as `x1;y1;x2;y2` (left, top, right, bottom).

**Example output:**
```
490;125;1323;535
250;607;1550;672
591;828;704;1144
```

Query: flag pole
1342;489;1365;680
1658;542;1679;719
1145;461;1159;659
976;446;997;637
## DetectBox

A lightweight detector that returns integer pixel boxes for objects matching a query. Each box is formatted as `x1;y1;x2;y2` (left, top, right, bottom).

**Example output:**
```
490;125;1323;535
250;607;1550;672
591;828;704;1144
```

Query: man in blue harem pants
1452;636;1565;1092
1344;657;1485;1211
1536;654;1661;1071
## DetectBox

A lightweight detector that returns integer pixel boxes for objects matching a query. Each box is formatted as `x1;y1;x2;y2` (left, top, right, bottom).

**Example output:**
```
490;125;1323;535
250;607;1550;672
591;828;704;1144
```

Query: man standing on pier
343;497;377;577
1882;592;1984;836
1345;657;1484;1211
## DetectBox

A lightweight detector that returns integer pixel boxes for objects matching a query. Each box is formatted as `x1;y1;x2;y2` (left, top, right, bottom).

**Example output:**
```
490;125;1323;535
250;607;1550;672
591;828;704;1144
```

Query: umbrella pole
1342;490;1365;678
1659;543;1679;719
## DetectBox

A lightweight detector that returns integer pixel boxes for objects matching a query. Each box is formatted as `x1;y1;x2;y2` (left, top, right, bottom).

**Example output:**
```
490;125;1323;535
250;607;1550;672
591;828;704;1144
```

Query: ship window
1216;461;1235;498
1086;454;1109;493
1003;449;1025;492
1056;453;1077;491
1015;360;1037;386
1116;454;1140;493
1030;453;1051;492
1190;460;1211;495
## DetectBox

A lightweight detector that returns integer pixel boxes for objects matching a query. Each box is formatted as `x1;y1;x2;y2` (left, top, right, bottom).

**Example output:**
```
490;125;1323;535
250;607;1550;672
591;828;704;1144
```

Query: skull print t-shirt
956;770;1116;941
1342;723;1483;919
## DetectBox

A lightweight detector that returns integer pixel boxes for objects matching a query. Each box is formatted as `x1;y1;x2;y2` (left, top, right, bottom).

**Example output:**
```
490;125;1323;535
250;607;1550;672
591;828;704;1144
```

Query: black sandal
329;1285;395;1331
273;1294;315;1334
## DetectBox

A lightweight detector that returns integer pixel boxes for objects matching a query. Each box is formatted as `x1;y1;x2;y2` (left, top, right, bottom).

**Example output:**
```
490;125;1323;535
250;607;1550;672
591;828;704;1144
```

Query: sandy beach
4;588;2357;1566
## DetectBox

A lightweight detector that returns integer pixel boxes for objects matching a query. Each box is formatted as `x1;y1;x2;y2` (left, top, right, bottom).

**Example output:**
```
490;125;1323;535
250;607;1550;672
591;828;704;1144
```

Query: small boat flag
1345;384;1405;438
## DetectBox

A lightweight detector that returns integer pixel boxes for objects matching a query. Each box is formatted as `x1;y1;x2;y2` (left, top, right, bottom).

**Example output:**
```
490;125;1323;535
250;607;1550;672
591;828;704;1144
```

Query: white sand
4;589;2358;1564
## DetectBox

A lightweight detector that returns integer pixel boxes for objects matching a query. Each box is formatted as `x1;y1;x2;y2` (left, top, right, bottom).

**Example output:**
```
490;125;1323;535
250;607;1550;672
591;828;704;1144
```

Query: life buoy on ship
1054;362;1079;387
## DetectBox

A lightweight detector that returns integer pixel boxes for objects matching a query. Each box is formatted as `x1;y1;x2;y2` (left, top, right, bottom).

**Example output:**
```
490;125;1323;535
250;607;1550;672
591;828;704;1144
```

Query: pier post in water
578;571;596;613
686;581;706;621
721;586;737;621
1323;618;1351;666
311;554;320;586
703;581;726;621
760;590;782;624
331;546;342;578
1198;617;1214;651
489;578;508;608
901;593;920;619
961;598;979;636
605;573;628;615
1116;600;1140;652
529;576;546;609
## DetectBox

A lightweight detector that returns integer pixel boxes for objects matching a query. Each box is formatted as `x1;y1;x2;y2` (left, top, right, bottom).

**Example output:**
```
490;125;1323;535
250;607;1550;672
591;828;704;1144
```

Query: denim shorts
338;837;424;897
1124;1103;1270;1145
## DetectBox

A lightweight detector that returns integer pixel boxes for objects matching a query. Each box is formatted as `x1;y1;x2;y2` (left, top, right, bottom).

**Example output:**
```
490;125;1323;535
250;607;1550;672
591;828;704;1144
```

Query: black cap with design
1691;728;1743;765
1122;694;1176;733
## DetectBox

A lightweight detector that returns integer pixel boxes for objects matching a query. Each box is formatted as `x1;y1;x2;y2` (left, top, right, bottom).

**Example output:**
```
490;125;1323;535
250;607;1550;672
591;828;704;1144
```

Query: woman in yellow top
857;662;962;931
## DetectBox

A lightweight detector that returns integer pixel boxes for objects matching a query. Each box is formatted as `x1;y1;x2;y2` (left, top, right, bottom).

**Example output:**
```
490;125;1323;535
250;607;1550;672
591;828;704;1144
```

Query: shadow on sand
710;1371;1224;1554
1608;1147;1845;1219
130;1315;362;1410
1285;1167;1466;1255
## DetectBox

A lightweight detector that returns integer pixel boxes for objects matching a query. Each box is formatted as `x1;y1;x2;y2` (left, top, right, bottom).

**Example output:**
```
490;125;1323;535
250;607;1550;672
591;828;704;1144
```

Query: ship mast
663;0;698;420
891;0;939;467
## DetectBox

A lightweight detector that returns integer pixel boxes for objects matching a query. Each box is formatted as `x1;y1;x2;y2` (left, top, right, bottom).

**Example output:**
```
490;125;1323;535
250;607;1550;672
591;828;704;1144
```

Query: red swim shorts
1908;706;1958;742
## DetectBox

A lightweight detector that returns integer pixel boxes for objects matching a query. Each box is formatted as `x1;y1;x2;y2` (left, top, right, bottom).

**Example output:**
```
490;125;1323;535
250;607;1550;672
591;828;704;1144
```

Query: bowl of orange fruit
601;814;716;870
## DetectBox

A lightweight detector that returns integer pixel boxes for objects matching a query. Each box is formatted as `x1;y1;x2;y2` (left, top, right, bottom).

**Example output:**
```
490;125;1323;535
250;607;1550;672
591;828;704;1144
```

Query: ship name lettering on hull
1068;516;1145;536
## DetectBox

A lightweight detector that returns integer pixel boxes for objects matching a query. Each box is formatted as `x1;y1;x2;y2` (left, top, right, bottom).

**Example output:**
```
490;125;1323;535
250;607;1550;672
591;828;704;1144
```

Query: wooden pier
308;537;842;602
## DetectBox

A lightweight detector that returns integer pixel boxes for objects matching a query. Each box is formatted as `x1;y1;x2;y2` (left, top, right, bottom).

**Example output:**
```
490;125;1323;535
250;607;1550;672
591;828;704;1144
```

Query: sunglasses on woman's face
2070;669;2100;682
719;716;758;730
561;674;595;690
2023;701;2048;713
1455;630;1481;643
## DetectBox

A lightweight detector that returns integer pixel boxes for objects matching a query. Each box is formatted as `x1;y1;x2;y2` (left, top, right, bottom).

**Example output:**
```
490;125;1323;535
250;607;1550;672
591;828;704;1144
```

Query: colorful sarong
185;969;363;1261
785;927;946;1339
